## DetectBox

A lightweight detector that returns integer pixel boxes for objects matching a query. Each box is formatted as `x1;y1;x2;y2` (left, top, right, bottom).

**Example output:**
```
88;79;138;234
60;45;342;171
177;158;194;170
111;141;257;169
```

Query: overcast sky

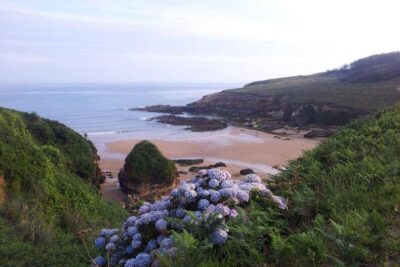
0;0;399;84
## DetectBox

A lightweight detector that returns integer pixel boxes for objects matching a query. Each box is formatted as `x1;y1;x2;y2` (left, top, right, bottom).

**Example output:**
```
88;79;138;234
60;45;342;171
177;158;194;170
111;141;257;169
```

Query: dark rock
174;158;204;166
151;115;227;132
240;168;255;175
189;162;227;172
130;105;186;115
304;129;336;138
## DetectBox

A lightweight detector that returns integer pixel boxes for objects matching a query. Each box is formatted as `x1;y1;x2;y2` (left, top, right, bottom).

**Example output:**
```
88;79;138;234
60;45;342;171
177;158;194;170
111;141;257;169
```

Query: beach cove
96;126;320;202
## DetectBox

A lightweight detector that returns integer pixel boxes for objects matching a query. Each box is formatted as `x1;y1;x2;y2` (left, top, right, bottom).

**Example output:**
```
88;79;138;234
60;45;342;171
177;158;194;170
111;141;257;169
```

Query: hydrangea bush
92;169;287;267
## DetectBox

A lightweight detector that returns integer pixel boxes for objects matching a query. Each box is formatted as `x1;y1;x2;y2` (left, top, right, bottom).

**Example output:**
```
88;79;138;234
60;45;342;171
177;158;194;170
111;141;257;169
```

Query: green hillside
167;104;400;266
232;52;400;112
0;108;128;266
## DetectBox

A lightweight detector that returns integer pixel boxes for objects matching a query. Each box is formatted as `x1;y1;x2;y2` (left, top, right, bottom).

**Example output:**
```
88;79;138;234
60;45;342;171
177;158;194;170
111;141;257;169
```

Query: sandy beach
98;127;320;202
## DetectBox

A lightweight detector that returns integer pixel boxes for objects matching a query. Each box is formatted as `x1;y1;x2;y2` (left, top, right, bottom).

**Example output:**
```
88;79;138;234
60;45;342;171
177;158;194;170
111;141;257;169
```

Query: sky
0;0;399;84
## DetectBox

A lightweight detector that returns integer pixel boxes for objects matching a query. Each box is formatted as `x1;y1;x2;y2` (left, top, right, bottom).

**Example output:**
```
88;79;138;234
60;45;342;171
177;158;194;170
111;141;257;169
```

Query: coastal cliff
137;52;400;133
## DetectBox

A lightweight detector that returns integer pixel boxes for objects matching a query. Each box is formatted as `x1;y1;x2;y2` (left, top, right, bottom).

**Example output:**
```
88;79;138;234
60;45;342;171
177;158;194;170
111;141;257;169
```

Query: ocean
0;83;239;141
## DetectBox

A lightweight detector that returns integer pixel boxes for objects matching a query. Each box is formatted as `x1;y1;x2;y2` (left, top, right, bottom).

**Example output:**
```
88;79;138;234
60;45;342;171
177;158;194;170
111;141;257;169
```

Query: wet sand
98;127;320;202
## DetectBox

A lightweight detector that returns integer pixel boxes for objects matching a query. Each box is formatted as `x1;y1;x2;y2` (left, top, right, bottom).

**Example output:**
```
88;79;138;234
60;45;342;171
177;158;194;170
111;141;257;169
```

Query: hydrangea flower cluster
93;169;287;267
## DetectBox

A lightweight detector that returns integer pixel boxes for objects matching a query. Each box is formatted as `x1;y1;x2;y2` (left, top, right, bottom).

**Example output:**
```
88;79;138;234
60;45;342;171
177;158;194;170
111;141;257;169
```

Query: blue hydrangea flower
125;244;134;254
175;208;186;218
197;198;210;210
110;234;120;243
184;189;197;202
211;229;228;245
220;180;234;189
236;189;250;202
182;215;192;223
131;240;142;249
135;252;152;267
219;188;237;198
209;190;221;203
138;203;151;215
170;188;179;197
145;239;157;253
197;187;210;198
93;256;106;266
153;198;170;211
155;218;168;231
105;242;116;251
94;237;106;249
208;178;220;189
156;235;165;245
244;174;262;183
133;233;142;241
160;237;174;249
178;182;191;193
127;226;138;236
126;216;137;226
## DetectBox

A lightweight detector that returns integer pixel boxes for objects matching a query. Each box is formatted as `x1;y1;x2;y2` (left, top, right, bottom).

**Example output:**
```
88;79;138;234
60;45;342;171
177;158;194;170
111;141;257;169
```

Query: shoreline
97;127;321;202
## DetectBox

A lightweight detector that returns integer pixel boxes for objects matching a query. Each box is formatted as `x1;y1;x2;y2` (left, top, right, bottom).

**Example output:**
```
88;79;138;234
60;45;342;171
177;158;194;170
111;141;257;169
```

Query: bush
119;140;177;186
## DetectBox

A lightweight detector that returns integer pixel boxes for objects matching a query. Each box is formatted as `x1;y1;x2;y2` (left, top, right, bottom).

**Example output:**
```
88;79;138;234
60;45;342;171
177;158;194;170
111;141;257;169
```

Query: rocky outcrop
188;162;227;172
240;168;255;175
174;159;204;166
131;105;186;115
151;115;228;132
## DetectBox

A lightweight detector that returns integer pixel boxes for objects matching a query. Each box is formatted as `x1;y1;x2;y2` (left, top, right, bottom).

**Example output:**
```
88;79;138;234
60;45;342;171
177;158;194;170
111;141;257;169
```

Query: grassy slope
169;105;400;267
225;52;400;112
0;108;128;267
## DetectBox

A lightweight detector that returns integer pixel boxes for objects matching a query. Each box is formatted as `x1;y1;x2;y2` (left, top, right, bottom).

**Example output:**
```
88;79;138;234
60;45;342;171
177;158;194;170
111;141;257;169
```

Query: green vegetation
119;140;177;186
0;107;128;266
165;104;400;266
231;52;400;112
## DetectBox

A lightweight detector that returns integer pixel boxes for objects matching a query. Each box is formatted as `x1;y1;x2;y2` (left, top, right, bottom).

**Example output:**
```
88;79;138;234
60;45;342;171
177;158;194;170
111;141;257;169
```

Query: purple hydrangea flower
208;178;220;189
207;169;226;181
94;256;106;266
170;188;179;197
198;198;210;210
229;209;239;218
220;180;235;189
155;218;168;231
211;229;228;245
105;242;116;251
260;188;272;196
270;195;288;210
157;235;165;245
244;174;262;183
94;237;106;249
216;204;231;216
236;189;250;202
182;215;192;223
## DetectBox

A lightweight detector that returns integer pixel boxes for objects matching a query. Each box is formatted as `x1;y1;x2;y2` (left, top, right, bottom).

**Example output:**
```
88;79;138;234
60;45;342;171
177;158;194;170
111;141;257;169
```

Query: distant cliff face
184;52;400;129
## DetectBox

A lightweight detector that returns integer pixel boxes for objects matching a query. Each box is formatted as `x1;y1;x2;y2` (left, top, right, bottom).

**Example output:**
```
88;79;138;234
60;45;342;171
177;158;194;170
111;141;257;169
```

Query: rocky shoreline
150;114;228;132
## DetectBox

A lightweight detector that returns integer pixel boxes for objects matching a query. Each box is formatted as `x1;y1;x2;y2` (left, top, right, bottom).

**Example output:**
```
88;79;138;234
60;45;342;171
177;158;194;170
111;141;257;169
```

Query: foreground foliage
98;104;400;267
0;108;128;266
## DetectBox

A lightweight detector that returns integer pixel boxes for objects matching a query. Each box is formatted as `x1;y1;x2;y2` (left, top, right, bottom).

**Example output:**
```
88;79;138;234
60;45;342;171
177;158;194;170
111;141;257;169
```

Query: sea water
0;83;240;141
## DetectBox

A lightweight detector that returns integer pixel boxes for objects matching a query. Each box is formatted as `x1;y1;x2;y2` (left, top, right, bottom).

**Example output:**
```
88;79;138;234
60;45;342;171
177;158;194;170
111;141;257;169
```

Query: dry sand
98;127;320;203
